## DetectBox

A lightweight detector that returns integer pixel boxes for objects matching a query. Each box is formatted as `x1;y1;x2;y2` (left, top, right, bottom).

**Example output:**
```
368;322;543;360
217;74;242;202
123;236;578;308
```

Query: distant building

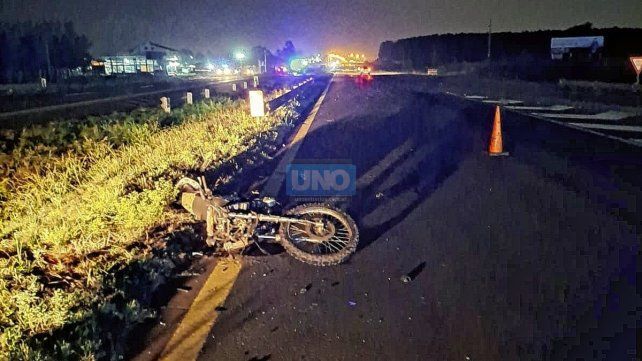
551;36;604;61
92;41;192;76
95;55;158;75
131;41;181;75
131;41;179;62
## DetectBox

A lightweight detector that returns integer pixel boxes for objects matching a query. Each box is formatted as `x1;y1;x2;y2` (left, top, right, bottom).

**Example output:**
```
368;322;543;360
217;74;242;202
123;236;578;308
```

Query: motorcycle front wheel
279;203;359;266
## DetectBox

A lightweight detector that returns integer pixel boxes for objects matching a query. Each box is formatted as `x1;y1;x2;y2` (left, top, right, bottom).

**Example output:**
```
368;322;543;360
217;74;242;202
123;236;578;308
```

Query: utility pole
487;18;492;60
44;39;52;80
264;49;267;73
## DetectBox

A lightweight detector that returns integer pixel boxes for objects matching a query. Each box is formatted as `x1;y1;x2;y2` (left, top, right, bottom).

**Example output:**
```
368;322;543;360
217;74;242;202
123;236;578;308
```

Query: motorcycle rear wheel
279;203;359;266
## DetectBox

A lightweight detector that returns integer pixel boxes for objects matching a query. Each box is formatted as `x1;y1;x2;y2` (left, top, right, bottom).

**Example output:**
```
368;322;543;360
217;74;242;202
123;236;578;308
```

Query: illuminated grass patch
0;98;295;359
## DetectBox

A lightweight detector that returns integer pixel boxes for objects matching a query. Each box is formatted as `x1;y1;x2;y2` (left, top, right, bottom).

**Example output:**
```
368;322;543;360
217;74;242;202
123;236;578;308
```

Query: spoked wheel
279;203;359;266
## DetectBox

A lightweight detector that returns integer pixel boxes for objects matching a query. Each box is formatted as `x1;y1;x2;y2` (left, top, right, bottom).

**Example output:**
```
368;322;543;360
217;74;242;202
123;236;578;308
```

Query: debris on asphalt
299;283;312;294
375;192;384;199
348;301;357;306
177;271;200;277
159;321;166;326
331;281;340;286
191;251;203;257
176;286;191;293
401;261;426;283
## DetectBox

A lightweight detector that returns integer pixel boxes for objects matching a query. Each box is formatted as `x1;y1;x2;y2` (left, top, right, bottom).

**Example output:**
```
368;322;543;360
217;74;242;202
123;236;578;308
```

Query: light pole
235;51;246;65
487;18;492;60
234;51;246;75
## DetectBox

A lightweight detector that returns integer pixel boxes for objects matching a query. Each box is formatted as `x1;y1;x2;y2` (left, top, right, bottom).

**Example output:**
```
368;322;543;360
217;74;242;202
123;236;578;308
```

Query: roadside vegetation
0;95;298;359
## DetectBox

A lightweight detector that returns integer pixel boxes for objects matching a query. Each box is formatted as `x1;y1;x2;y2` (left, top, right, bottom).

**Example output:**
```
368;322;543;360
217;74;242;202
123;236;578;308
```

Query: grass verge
0;96;298;360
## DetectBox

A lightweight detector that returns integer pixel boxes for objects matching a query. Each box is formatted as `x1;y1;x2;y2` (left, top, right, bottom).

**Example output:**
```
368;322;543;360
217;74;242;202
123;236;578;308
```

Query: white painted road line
567;123;642;132
532;110;635;121
159;260;241;361
451;91;642;148
262;77;333;197
482;99;524;105
505;105;574;112
464;95;487;100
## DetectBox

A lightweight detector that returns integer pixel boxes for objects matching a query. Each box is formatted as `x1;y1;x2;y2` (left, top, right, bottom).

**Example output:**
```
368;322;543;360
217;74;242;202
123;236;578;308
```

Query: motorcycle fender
180;192;209;220
180;191;229;221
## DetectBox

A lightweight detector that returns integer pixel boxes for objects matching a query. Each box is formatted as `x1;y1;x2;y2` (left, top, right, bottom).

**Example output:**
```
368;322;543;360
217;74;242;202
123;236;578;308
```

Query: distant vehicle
426;68;439;76
275;66;289;75
357;66;373;83
359;65;372;75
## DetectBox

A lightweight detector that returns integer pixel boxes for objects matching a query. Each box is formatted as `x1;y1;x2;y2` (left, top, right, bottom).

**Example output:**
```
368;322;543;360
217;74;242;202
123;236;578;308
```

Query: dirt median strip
0;76;248;119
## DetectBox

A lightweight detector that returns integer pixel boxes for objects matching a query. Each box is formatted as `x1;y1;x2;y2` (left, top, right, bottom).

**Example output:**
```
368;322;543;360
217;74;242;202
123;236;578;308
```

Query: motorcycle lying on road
177;177;359;266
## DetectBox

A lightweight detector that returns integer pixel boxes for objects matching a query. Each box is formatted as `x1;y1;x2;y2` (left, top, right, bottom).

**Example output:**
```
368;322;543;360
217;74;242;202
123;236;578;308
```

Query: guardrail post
243;81;248;90
232;83;237;92
186;92;193;105
203;89;210;99
160;97;171;113
253;76;259;87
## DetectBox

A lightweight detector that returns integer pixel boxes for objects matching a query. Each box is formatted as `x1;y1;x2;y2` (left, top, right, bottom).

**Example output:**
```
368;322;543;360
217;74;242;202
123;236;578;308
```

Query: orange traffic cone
488;106;509;156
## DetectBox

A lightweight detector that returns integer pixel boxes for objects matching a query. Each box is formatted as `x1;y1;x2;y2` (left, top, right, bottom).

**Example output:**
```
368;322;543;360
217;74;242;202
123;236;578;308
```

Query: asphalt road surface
198;75;640;361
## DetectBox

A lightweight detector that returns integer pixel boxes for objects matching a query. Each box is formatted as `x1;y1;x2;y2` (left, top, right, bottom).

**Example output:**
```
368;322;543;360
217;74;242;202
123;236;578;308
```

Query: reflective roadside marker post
253;75;259;87
232;83;237;92
243;81;248;90
186;92;193;105
203;88;210;99
249;90;265;117
160;97;171;113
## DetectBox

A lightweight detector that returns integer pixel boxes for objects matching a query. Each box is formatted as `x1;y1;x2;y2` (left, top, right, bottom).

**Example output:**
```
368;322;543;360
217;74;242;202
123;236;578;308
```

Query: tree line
0;21;92;84
378;23;642;82
0;20;301;85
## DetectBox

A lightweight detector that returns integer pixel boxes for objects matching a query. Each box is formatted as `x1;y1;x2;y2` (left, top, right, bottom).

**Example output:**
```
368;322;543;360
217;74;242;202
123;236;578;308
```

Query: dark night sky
1;0;641;58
